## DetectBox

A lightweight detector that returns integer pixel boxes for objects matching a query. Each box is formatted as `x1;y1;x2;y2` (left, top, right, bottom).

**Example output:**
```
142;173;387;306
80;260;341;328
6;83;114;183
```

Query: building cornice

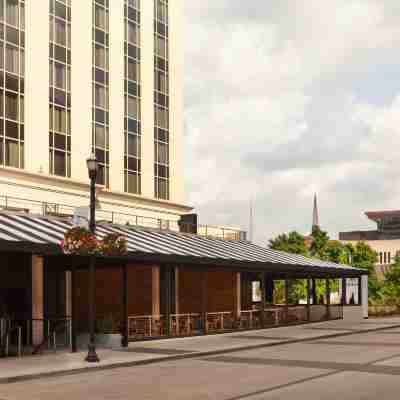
0;167;193;215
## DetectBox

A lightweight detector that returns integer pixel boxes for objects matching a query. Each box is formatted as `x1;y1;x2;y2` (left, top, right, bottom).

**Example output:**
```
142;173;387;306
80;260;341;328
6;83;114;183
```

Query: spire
312;193;319;229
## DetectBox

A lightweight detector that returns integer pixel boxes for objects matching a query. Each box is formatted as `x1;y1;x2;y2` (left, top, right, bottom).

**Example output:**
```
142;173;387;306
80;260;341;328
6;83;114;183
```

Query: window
0;43;4;69
127;21;139;45
5;91;18;121
155;70;168;93
126;96;140;120
6;26;19;45
155;0;167;24
155;105;168;129
94;45;104;69
54;1;66;20
94;124;106;148
5;45;18;74
94;84;107;109
95;5;107;30
155;36;166;58
126;171;140;193
0;0;24;169
53;150;66;175
6;0;19;27
55;63;66;89
53;107;67;133
128;0;139;9
155;141;168;164
92;0;109;187
127;133;140;157
155;178;168;200
5;138;19;167
126;58;140;82
54;19;66;46
154;0;169;200
124;0;141;194
49;0;71;178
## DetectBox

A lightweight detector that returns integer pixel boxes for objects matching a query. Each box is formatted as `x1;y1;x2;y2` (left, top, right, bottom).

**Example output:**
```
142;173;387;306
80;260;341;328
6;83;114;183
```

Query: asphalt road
1;327;400;399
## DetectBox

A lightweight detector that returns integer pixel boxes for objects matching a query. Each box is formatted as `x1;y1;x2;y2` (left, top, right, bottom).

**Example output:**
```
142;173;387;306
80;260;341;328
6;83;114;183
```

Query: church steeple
312;193;319;230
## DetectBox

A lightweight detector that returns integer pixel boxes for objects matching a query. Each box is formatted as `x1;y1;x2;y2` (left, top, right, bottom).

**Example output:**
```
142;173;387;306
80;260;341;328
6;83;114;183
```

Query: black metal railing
0;319;22;357
126;304;343;340
0;194;247;241
0;317;72;357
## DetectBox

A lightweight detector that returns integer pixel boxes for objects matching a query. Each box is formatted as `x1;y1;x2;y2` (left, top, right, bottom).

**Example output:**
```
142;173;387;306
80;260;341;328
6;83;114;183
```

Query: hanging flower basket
60;227;99;255
100;233;128;256
61;228;128;256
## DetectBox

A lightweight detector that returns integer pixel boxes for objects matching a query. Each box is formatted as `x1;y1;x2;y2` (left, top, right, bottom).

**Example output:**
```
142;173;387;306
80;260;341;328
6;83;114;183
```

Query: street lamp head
86;152;99;180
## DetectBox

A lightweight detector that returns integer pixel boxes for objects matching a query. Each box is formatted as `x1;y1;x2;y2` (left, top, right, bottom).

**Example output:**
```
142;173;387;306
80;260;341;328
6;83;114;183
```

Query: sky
183;0;400;245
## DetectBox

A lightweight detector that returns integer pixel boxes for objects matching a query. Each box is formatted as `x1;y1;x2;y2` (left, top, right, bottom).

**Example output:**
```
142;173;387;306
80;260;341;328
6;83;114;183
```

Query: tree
268;230;380;300
309;225;330;259
269;232;309;302
350;241;379;297
269;231;308;256
324;240;350;264
381;254;400;301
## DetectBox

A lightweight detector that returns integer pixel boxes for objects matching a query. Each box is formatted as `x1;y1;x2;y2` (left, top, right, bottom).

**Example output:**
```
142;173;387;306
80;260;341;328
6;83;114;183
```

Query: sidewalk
1;317;400;384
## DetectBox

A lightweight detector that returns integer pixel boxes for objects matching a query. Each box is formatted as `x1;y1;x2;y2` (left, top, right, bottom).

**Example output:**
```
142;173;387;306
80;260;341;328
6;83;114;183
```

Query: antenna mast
249;198;254;242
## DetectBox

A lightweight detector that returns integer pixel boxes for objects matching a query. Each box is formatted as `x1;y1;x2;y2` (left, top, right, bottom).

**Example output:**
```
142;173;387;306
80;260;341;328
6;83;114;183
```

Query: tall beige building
0;0;190;227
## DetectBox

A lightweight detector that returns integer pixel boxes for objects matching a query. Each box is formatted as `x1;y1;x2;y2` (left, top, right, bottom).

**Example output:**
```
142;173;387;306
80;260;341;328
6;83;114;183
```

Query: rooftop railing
0;194;247;241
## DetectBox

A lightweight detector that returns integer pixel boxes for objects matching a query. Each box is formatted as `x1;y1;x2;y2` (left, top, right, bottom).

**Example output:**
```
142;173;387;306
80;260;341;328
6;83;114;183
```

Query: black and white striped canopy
0;212;365;276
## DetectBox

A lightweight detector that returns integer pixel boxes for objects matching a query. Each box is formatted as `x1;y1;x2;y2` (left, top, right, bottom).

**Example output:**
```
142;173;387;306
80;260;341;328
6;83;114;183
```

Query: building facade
339;210;400;279
0;0;190;227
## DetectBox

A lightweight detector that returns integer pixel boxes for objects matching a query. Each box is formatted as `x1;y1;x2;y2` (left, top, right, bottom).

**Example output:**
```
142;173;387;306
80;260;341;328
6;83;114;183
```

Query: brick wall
177;268;239;313
178;268;203;313
207;270;237;312
74;265;241;330
74;265;155;331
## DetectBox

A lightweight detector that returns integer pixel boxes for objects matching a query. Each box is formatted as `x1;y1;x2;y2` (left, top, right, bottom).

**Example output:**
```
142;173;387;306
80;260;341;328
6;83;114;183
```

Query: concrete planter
369;305;399;317
77;333;122;349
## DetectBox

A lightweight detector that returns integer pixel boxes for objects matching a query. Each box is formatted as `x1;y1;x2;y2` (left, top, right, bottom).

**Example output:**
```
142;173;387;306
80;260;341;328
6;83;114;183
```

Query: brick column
234;272;241;320
152;266;160;317
32;255;44;346
65;271;72;318
361;275;369;319
174;267;179;315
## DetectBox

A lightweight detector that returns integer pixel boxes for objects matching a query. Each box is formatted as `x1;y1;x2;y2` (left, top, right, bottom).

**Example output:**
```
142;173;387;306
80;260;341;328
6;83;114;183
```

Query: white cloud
184;1;400;244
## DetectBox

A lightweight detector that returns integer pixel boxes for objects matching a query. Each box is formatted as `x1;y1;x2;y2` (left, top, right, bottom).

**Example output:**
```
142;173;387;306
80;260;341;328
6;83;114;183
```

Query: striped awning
0;212;365;276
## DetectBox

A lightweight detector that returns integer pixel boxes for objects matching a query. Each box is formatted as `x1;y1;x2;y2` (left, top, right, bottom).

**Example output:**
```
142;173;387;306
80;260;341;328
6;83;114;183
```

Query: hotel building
0;0;191;227
339;210;400;279
0;1;367;357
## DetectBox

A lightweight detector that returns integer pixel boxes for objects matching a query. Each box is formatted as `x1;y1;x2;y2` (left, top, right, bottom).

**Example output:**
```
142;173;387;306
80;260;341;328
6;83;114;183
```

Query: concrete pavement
1;319;400;398
0;317;399;388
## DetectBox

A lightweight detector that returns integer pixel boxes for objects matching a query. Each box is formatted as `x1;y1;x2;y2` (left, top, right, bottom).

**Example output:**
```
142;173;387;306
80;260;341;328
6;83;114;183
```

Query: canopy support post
201;270;208;334
71;261;77;353
260;272;266;328
306;278;311;322
121;264;129;348
165;265;172;337
326;279;331;319
284;278;289;323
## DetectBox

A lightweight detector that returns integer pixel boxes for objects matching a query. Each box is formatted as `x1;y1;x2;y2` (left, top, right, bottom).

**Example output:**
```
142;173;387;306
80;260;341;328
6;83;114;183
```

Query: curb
1;323;400;384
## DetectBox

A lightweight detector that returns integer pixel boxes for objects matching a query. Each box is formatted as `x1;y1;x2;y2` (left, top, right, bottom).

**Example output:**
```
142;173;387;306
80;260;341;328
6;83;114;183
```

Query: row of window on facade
0;0;171;200
378;251;396;265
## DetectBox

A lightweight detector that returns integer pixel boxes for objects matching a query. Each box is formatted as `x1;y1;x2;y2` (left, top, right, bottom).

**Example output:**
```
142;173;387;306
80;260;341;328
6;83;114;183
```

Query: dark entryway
0;253;31;320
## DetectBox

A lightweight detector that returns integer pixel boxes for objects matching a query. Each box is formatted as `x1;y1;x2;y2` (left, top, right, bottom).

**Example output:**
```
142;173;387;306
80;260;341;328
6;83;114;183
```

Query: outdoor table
264;308;281;325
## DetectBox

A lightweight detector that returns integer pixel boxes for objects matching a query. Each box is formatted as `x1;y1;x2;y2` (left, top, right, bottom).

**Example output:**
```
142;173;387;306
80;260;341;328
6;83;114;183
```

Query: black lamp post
85;152;100;363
